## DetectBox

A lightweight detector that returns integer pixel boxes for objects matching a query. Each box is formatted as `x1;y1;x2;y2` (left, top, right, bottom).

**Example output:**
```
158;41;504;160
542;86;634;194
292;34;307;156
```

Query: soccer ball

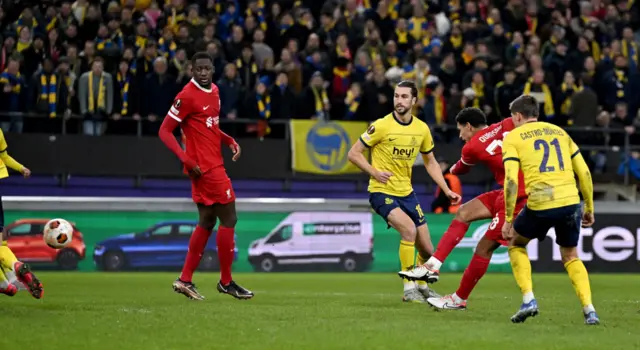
43;218;74;249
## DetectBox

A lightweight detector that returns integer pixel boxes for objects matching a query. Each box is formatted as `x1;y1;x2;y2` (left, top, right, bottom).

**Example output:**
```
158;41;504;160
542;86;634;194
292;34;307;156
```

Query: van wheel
341;254;359;272
56;249;80;270
258;255;276;272
200;251;219;271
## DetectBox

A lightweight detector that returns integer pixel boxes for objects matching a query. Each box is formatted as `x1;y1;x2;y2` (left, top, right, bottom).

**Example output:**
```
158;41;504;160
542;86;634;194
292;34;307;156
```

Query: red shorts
476;189;527;246
191;172;236;206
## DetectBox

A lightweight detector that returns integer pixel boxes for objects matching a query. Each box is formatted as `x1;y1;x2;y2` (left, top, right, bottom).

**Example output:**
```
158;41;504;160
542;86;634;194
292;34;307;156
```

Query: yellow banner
290;120;368;174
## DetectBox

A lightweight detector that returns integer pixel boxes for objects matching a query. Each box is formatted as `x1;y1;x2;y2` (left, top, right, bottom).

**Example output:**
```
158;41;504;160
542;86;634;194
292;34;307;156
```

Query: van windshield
266;225;292;244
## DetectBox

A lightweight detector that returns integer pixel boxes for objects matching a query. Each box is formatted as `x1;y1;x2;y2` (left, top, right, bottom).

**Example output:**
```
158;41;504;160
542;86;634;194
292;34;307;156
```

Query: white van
248;212;374;272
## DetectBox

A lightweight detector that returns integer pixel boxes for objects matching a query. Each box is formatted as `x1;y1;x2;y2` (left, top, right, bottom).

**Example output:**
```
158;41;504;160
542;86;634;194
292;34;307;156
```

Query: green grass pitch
1;273;638;350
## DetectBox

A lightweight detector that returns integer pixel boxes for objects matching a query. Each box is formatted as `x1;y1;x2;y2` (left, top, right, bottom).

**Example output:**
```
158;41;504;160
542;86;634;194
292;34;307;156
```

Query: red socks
432;219;470;263
216;226;235;285
180;225;211;282
456;253;490;300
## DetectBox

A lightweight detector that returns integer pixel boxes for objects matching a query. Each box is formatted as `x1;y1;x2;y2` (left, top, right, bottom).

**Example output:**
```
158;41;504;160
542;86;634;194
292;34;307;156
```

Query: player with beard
348;80;461;303
158;52;253;300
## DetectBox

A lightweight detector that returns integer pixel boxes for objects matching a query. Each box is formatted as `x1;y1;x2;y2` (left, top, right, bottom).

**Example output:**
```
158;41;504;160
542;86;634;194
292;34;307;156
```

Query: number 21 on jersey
534;138;564;172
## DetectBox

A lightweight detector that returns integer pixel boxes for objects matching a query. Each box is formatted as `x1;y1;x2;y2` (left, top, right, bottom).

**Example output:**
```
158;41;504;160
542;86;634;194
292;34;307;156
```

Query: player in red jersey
399;107;527;309
158;52;253;300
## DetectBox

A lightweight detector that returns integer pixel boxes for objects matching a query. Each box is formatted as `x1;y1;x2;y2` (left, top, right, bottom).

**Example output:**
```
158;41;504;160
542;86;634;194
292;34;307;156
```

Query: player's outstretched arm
571;149;594;214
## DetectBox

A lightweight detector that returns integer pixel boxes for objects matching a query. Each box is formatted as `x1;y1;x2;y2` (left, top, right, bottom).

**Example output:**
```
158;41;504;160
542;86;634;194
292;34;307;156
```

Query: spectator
142;56;176;135
0;58;25;132
301;71;330;120
0;0;635;166
78;57;113;136
111;59;140;135
218;63;243;120
270;71;297;120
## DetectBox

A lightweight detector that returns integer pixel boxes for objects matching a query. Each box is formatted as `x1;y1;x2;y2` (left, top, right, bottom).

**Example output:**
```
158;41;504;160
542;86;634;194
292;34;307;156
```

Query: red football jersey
460;117;527;197
167;79;226;179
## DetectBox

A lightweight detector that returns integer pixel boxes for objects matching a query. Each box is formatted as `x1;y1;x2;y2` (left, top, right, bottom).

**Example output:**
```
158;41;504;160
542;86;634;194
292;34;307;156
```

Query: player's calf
217;280;254;300
173;279;205;300
14;262;43;299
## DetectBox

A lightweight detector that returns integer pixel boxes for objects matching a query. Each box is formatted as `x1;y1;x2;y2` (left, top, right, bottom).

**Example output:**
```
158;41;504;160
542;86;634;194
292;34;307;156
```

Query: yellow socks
508;246;534;301
0;246;18;272
564;258;594;311
399;240;416;289
416;253;428;289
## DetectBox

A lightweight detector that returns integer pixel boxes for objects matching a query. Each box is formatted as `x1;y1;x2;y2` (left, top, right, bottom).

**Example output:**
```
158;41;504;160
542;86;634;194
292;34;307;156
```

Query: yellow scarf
257;93;271;125
524;79;554;118
388;0;399;20
117;72;130;115
614;69;627;98
450;35;462;49
135;35;147;52
387;56;398;67
590;40;601;63
560;83;583;115
236;59;258;74
409;17;427;40
402;68;429;99
395;29;408;44
17;40;31;53
622;40;638;65
40;73;57;118
434;93;444;124
471;83;484;107
333;67;350;79
311;87;328;118
88;72;106;113
345;90;360;119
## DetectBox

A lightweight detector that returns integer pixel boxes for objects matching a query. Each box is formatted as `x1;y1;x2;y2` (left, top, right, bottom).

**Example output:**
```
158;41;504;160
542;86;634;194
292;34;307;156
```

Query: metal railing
3;111;640;185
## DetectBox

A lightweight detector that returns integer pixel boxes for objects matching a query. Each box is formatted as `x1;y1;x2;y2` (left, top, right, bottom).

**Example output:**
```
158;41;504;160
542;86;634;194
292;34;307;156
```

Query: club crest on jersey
206;116;219;128
174;99;181;108
367;125;375;134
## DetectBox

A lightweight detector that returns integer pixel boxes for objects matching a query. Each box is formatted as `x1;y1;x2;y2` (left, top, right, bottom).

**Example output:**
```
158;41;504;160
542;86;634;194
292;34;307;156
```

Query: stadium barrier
4;115;640;186
3;197;639;273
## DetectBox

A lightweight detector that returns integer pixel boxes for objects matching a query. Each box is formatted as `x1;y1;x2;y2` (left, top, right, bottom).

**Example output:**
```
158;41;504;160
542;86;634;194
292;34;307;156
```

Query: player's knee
219;213;237;228
474;244;493;259
199;216;216;231
398;224;417;241
559;246;578;264
454;204;472;223
509;232;529;248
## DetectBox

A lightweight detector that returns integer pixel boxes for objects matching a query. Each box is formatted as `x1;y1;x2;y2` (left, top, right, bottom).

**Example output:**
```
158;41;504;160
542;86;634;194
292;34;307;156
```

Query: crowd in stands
1;0;640;176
